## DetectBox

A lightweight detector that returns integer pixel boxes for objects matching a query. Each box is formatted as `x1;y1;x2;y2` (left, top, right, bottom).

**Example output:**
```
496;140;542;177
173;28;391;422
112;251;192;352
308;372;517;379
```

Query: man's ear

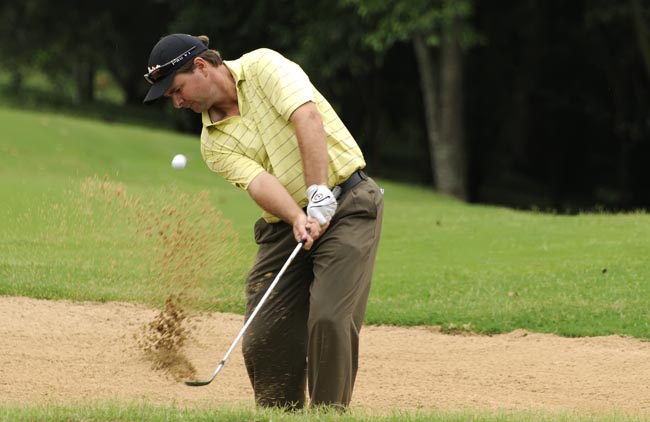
193;57;209;76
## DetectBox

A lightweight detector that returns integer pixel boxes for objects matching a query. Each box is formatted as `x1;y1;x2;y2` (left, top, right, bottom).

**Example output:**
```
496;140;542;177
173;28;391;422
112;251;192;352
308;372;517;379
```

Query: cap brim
143;72;175;104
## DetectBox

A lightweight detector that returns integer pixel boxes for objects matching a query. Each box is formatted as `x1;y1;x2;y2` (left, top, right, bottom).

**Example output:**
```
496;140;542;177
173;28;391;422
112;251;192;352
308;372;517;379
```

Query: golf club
185;239;305;387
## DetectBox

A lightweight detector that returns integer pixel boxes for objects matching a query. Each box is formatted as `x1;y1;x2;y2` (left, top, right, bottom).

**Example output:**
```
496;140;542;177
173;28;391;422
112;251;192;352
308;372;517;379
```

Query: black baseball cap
143;34;207;104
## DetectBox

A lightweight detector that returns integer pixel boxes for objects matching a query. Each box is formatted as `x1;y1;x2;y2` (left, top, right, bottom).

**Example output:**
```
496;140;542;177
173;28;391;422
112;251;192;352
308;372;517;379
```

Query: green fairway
1;106;650;339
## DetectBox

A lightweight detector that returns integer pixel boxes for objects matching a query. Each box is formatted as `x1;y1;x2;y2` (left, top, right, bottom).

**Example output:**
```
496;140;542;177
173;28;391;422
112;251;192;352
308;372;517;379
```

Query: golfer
143;34;383;409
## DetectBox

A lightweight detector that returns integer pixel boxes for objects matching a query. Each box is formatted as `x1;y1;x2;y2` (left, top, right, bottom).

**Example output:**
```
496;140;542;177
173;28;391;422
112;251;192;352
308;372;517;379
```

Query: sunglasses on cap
144;46;197;85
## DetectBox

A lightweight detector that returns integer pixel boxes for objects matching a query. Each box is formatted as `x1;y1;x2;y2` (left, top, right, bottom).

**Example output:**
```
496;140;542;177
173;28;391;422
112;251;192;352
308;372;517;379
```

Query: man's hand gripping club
291;184;336;250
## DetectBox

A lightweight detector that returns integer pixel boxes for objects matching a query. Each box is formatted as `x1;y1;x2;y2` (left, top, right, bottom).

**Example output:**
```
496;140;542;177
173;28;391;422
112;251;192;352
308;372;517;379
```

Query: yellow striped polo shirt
200;48;365;223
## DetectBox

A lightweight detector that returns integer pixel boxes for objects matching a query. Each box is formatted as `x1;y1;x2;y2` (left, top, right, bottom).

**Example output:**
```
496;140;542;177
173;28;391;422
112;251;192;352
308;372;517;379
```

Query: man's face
164;68;212;113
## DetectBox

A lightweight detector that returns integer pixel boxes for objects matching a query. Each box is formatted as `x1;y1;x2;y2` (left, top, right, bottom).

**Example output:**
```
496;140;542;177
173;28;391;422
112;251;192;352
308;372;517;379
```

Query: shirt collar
224;58;244;84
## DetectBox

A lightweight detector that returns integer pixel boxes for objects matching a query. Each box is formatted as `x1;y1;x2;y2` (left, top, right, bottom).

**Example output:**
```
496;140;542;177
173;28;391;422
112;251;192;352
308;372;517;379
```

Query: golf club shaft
186;239;305;386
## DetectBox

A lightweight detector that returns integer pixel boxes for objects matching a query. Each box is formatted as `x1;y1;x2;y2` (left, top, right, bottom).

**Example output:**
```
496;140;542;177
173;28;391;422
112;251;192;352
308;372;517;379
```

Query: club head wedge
185;379;213;387
184;361;225;387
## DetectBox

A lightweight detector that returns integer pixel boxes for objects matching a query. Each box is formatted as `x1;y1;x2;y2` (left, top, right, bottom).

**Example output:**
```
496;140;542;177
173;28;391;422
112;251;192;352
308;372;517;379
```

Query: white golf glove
306;184;337;225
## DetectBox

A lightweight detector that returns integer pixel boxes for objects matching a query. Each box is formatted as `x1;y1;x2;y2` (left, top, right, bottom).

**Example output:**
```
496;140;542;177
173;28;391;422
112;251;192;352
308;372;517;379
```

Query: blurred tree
343;0;478;200
0;0;45;94
101;0;175;105
0;0;174;105
46;2;113;104
582;0;650;207
630;0;650;80
2;0;649;208
466;0;650;210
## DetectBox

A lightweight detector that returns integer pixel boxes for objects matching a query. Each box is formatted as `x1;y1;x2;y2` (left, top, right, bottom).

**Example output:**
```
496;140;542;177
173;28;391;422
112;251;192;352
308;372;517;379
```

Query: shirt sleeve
254;49;316;121
200;130;265;190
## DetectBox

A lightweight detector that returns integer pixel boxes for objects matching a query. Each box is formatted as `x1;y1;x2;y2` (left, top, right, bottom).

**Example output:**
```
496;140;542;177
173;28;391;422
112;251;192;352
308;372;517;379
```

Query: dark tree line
467;0;650;210
2;0;649;211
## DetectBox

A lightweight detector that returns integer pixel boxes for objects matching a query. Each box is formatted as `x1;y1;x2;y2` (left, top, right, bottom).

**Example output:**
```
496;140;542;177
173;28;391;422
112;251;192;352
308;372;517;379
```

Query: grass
0;402;645;422
372;191;650;337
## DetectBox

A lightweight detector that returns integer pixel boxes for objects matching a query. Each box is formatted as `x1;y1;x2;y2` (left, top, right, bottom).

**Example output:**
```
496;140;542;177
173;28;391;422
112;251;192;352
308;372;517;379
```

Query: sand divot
136;295;197;382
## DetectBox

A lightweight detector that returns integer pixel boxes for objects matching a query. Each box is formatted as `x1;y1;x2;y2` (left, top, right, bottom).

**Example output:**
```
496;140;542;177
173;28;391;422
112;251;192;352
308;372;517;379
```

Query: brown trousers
242;178;383;409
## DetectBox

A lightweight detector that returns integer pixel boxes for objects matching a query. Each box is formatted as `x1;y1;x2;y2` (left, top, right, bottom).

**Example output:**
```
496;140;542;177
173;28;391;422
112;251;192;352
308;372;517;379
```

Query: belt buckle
359;169;368;181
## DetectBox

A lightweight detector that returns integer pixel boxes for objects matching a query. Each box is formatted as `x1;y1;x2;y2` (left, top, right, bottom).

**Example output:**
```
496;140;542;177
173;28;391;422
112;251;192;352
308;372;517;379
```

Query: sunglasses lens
144;66;166;84
153;67;165;81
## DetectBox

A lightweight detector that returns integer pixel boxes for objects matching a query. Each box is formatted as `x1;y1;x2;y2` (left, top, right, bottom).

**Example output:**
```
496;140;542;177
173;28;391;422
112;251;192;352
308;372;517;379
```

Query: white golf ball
171;154;187;169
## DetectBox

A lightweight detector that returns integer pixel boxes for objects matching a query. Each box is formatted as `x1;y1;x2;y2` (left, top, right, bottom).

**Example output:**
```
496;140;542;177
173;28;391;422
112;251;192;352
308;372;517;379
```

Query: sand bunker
1;296;650;415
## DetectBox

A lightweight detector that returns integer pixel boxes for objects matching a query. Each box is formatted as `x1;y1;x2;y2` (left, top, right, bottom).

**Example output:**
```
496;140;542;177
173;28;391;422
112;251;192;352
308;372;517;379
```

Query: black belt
333;169;367;199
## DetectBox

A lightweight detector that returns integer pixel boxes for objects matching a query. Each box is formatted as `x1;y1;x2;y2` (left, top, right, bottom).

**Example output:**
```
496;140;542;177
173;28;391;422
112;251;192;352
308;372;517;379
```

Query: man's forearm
247;171;304;224
247;171;326;249
290;102;329;187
